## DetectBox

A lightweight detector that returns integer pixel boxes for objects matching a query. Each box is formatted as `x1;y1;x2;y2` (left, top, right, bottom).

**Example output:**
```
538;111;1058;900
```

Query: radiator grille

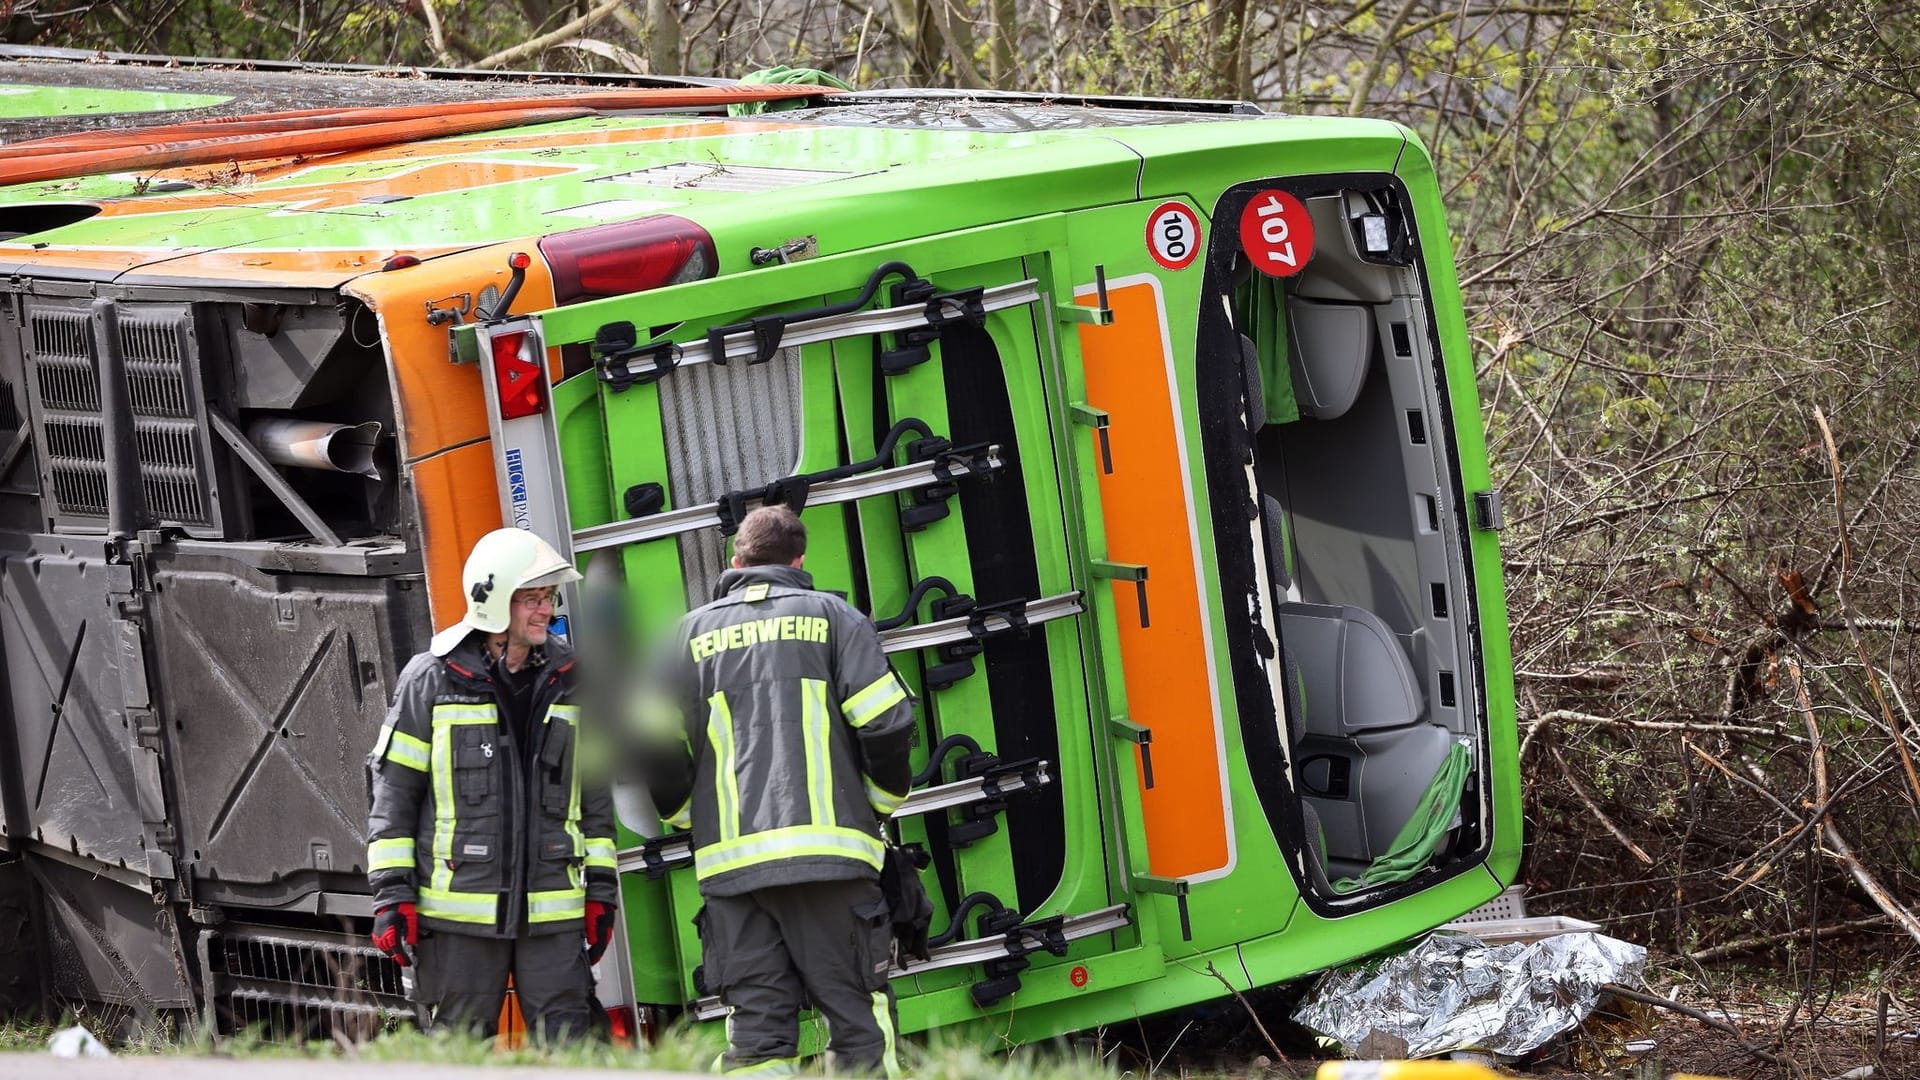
29;308;89;366
42;417;107;516
122;310;207;524
20;299;224;532
32;355;99;413
220;931;404;998
226;988;401;1042
211;929;411;1041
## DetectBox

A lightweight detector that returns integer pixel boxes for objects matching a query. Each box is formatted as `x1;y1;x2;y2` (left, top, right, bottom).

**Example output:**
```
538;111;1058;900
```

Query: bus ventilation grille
22;299;231;535
208;927;413;1040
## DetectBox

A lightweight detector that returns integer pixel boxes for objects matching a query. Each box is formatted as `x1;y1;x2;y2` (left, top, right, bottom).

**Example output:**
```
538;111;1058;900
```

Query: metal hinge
1472;489;1504;531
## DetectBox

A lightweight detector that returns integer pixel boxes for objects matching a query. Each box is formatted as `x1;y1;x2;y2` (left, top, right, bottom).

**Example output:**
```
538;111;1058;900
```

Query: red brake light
539;214;717;305
490;329;546;419
605;1003;638;1047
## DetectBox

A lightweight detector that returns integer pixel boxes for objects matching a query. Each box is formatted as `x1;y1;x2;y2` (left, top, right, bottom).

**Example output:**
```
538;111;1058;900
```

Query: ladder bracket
634;833;693;879
1135;875;1193;941
1092;560;1151;628
881;280;989;375
1057;264;1115;326
945;746;1045;848
900;435;998;532
594;320;682;392
1069;402;1113;474
1107;715;1154;788
715;475;812;535
707;313;786;367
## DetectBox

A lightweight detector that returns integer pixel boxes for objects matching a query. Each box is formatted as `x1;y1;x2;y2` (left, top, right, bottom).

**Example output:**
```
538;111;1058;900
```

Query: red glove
585;899;616;965
372;903;418;967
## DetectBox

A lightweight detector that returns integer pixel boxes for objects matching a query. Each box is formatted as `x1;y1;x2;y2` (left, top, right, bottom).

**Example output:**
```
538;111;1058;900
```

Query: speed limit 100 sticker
1239;190;1315;277
1145;201;1202;271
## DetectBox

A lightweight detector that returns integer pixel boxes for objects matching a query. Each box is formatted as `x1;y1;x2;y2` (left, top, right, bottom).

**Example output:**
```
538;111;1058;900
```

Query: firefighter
365;527;620;1041
636;505;915;1077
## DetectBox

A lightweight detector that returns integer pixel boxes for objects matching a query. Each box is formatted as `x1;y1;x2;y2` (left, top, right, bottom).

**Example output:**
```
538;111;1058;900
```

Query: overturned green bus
0;57;1518;1045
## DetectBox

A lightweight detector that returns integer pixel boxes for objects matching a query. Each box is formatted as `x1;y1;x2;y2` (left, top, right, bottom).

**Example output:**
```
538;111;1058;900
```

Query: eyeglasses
512;588;560;609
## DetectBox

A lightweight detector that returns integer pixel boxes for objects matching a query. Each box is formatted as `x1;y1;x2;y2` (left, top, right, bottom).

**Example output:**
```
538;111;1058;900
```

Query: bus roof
0;55;1405;289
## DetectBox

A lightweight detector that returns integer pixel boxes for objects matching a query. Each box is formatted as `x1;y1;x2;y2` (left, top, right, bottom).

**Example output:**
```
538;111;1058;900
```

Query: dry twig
1786;659;1920;946
1598;983;1786;1069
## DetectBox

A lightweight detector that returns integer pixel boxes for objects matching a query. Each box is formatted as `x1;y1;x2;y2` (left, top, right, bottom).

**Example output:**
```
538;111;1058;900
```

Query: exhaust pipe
246;418;382;479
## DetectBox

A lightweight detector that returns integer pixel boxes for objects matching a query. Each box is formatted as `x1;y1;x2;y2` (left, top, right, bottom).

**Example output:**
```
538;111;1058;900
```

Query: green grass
0;1017;54;1052
82;1017;1134;1080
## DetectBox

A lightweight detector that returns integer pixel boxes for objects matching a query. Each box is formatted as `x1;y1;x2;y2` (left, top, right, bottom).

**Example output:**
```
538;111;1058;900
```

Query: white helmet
429;527;583;656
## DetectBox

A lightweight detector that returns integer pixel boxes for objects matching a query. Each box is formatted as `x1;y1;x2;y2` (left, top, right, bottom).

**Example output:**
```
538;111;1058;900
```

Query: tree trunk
644;0;681;74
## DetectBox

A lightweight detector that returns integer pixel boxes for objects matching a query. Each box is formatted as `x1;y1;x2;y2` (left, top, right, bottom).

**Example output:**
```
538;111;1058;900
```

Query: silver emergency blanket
1292;929;1647;1058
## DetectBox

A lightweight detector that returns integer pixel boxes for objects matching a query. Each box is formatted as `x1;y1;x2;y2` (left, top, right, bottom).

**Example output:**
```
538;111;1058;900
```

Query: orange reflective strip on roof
89;161;580;219
0;85;840;186
0;106;593;188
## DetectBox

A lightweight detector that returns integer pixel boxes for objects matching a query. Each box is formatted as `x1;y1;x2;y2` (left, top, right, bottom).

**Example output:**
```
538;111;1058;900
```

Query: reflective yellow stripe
843;672;906;729
864;777;905;817
709;691;740;843
418;886;496;924
431;705;496;726
665;802;693;830
584;836;617;870
694;824;885;880
528;887;586;923
548;703;586;857
382;729;430;772
872;991;902;1079
368;836;415;871
430;724;455;893
428;704;495;893
801;678;833;826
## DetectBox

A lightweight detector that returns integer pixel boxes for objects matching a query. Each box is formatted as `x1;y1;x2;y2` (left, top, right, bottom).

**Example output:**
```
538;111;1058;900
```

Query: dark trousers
415;930;593;1042
702;878;901;1077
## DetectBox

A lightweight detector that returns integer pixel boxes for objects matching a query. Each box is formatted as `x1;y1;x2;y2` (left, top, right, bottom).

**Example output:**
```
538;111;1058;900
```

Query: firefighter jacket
642;564;916;898
365;633;619;936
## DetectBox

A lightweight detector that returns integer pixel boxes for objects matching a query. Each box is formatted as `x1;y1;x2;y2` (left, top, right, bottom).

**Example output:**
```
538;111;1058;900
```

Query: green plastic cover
728;65;855;116
1333;740;1471;893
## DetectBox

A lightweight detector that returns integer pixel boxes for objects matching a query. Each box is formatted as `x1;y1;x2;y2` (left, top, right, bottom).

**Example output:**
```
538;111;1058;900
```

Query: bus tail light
490;328;546;419
540;214;717;305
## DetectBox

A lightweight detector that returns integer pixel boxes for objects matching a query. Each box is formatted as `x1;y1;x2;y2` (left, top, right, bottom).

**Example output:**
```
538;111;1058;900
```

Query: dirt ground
1103;958;1919;1080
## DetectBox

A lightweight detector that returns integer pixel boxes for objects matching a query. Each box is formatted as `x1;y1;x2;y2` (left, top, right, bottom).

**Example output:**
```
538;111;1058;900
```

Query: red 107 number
1238;190;1315;277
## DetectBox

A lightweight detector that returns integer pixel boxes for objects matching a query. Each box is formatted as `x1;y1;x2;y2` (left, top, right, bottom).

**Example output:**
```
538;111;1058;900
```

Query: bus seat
1260;493;1296;600
1241;332;1266;433
1275;602;1422;738
1286;297;1373;420
1278;601;1453;875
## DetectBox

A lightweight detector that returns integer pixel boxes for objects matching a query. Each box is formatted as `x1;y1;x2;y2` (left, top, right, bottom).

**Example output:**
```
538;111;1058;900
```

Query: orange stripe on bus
407;440;506;637
1077;278;1231;879
89;161;579;218
349;245;559;630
